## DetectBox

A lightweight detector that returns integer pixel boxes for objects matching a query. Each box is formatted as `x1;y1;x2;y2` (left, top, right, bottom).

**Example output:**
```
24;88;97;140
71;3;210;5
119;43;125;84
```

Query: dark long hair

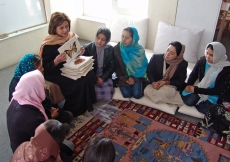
43;119;66;146
96;27;111;42
82;135;115;162
123;27;133;38
48;12;71;35
34;54;42;69
169;41;182;56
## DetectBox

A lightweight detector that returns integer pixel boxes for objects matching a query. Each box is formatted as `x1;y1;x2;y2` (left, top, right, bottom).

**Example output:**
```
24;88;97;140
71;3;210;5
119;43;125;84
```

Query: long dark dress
7;99;45;152
42;45;96;117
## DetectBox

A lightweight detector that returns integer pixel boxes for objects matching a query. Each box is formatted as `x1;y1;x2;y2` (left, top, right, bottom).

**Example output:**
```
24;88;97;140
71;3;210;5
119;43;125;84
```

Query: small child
83;27;115;101
82;135;115;162
11;119;72;162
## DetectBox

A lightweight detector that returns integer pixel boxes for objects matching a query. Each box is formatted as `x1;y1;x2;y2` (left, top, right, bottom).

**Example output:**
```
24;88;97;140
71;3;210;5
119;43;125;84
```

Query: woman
182;42;230;114
144;41;188;106
8;53;72;124
83;27;115;100
9;53;43;101
39;12;96;117
82;135;115;162
11;120;66;162
113;27;148;99
7;70;48;152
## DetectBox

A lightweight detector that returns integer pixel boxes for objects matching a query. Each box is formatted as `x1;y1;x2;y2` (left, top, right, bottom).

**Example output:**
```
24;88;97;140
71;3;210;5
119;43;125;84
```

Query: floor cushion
178;104;204;119
130;96;178;115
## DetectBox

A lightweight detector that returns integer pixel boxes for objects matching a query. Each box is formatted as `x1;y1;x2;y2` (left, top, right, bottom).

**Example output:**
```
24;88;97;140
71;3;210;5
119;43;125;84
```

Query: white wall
175;0;222;59
146;0;178;50
49;0;83;34
0;26;48;69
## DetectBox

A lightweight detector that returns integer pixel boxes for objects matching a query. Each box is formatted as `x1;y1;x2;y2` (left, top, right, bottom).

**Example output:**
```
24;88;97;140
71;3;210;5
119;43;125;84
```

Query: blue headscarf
9;53;35;89
120;27;148;78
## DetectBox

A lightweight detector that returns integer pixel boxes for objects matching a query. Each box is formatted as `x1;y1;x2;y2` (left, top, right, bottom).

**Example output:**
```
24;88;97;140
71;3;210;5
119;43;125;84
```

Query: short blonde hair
48;12;71;35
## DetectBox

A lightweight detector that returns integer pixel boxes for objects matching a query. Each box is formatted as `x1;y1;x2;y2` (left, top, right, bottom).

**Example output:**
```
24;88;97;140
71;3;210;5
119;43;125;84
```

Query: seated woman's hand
185;85;194;93
152;81;166;90
152;82;158;89
127;77;135;85
79;46;85;55
158;80;167;88
97;77;104;85
54;53;66;66
50;107;59;118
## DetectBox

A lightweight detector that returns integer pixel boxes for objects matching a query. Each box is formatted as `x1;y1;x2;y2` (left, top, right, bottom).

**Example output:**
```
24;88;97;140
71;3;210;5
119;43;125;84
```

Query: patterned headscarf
120;27;148;78
9;53;35;90
12;70;48;120
11;123;62;162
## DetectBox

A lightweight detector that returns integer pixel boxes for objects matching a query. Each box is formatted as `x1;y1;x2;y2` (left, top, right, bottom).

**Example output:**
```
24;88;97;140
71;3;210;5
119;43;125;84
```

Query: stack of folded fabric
58;35;94;80
61;56;94;80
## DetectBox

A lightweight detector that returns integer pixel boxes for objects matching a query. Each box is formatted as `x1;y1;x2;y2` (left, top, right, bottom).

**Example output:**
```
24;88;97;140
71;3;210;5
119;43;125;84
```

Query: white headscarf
198;42;230;103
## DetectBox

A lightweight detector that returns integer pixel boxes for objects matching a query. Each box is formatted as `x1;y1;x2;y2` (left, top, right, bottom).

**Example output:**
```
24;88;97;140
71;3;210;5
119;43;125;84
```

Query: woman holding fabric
144;41;188;106
39;12;96;117
182;42;230;114
113;27;148;99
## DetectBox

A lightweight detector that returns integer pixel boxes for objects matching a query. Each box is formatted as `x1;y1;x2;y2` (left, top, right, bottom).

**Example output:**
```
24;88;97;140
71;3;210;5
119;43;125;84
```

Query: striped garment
95;78;114;100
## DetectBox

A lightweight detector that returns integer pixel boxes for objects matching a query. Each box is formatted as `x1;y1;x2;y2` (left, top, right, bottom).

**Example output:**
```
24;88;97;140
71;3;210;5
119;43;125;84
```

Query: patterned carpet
67;100;230;162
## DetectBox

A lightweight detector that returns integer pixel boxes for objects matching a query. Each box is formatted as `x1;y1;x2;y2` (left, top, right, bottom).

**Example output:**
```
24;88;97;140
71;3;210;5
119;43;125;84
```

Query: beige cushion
178;104;204;119
130;96;178;115
112;87;130;101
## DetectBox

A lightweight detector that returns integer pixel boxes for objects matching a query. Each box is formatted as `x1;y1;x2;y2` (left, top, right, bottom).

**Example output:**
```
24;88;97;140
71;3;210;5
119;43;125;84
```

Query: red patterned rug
67;100;230;162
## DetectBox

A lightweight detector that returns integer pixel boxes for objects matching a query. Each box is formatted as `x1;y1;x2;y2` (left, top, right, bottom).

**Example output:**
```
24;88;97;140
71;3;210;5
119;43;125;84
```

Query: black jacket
83;42;115;82
187;56;230;97
147;54;188;91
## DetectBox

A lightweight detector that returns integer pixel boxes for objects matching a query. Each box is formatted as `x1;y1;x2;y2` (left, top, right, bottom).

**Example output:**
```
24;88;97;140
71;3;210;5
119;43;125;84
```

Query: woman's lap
119;81;143;99
45;70;96;116
182;93;213;114
182;93;200;106
95;78;114;100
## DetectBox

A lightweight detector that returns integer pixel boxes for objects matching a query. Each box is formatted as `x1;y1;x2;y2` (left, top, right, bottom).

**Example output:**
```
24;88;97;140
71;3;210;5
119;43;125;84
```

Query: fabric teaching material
39;32;75;56
58;35;81;64
61;56;94;80
58;36;94;80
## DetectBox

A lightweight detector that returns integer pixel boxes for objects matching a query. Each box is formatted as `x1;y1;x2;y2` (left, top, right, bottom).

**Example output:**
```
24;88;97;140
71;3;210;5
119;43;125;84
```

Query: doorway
213;0;230;60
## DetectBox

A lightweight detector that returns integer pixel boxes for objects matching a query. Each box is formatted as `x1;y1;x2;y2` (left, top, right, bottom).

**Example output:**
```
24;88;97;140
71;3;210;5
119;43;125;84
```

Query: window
0;0;47;35
83;0;113;19
83;0;148;19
